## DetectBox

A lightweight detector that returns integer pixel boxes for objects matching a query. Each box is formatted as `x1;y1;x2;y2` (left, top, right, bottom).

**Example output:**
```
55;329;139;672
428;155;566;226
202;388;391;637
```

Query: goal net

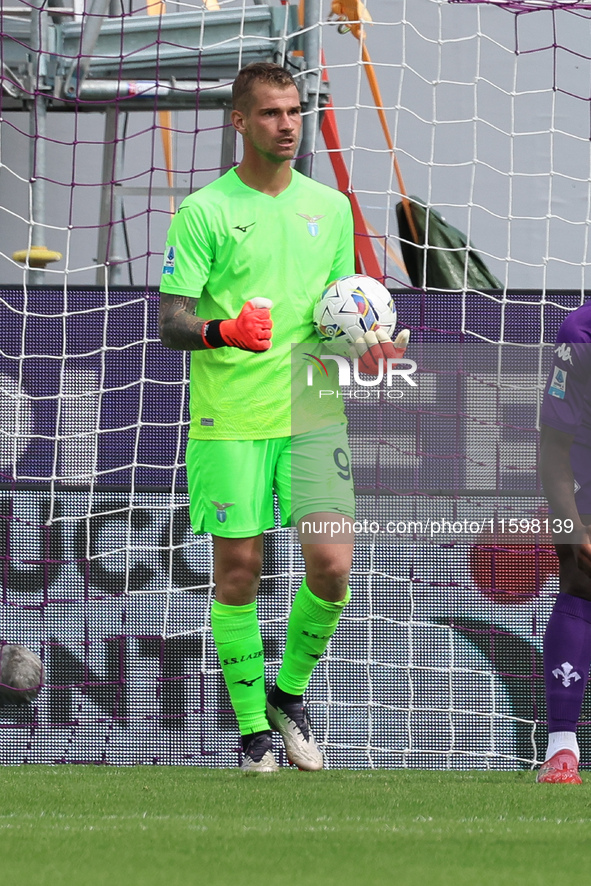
1;0;590;768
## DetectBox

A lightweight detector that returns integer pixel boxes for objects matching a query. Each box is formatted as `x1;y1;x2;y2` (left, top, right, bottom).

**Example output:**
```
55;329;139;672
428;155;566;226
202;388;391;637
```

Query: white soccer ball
313;275;397;356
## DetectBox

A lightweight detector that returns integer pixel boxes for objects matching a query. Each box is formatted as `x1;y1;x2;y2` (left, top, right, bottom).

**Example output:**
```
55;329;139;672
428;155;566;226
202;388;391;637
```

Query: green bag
397;196;502;290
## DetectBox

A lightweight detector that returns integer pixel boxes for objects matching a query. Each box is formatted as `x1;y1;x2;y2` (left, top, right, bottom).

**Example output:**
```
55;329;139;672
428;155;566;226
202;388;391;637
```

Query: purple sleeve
541;308;591;435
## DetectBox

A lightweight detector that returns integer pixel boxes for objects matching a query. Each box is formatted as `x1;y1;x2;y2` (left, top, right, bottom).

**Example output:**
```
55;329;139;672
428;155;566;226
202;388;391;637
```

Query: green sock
210;599;269;735
276;579;351;695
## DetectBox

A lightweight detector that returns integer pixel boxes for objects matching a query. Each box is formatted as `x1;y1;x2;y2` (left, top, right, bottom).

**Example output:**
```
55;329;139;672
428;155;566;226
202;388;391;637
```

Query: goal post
1;0;590;768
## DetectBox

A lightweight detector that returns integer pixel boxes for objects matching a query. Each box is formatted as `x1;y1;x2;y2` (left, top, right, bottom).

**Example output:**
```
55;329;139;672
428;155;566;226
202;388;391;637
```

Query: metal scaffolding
1;1;326;282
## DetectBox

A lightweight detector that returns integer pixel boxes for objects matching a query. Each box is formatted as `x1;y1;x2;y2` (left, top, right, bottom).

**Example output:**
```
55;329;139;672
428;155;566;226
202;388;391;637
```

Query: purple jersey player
537;301;591;784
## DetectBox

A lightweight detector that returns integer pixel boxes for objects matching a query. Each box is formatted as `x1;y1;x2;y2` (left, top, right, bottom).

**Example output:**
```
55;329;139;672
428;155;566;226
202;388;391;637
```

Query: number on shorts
333;447;351;481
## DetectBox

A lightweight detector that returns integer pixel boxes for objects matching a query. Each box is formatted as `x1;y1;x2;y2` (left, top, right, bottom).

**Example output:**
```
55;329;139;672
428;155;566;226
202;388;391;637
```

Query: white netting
1;0;589;768
3;1;591;290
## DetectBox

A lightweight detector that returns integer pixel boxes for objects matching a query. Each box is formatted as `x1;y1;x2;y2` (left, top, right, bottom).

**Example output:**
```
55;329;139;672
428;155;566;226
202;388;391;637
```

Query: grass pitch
1;767;589;886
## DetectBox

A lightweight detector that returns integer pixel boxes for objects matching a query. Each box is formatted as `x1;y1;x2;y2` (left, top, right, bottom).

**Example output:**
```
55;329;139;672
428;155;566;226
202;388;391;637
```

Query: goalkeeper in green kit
159;62;402;771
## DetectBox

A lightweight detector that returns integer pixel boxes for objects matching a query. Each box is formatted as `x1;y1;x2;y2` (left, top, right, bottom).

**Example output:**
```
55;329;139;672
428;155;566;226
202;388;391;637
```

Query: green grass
1;767;590;885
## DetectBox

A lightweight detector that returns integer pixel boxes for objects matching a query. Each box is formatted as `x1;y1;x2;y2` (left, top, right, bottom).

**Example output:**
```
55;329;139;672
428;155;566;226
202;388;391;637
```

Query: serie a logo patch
549;365;567;399
162;246;175;275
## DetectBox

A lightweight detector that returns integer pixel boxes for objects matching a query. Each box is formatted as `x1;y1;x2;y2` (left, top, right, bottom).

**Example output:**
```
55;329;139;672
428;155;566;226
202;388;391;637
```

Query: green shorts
186;423;355;537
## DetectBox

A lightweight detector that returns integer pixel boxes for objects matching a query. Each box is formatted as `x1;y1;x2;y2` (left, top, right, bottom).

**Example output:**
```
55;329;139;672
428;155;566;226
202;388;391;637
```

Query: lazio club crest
212;501;235;523
296;213;325;237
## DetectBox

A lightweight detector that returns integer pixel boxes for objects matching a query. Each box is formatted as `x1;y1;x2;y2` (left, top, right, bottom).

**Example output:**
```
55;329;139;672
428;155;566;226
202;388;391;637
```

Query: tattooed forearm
159;293;209;351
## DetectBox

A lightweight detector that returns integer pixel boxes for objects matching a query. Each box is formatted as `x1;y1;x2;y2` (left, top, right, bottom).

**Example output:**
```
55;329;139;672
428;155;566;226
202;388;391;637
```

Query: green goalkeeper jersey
159;167;355;439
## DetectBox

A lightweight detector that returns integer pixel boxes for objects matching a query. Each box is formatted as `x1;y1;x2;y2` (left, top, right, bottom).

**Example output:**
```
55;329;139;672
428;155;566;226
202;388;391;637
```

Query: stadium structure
1;0;591;769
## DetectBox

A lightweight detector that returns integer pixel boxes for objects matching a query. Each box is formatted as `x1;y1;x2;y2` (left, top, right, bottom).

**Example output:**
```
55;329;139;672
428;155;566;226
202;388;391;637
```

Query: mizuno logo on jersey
554;343;573;364
297;213;325;237
233;223;256;233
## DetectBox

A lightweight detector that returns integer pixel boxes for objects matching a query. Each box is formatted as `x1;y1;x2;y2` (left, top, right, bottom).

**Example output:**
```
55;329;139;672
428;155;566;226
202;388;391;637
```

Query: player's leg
186;438;279;772
277;532;352;693
268;426;355;769
210;534;278;771
538;538;591;784
266;535;353;768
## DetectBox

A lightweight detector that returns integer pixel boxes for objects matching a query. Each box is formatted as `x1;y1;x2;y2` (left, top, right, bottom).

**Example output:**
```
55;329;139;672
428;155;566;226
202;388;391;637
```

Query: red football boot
536;750;582;784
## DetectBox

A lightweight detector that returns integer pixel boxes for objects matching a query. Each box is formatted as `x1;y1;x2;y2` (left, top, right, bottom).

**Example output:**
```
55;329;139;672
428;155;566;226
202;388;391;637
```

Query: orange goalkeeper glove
351;327;410;375
202;298;273;351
